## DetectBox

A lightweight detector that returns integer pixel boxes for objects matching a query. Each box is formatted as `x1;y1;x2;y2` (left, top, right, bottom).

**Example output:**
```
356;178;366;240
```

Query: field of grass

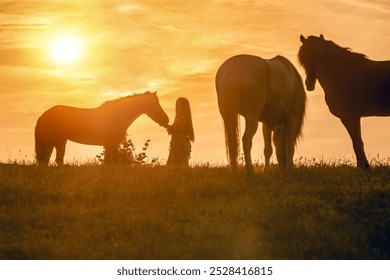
1;161;390;260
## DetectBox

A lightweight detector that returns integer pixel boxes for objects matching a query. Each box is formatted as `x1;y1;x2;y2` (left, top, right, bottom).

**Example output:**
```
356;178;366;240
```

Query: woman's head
176;97;191;115
174;97;194;142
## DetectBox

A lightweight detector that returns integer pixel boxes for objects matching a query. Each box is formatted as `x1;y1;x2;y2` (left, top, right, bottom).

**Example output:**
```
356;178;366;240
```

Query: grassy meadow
0;160;390;260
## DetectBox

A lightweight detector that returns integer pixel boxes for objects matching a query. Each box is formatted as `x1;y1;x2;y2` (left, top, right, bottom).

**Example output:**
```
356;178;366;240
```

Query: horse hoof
357;161;370;171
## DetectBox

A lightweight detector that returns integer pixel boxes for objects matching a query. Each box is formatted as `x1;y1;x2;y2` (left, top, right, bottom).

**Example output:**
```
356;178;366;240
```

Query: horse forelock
298;38;322;70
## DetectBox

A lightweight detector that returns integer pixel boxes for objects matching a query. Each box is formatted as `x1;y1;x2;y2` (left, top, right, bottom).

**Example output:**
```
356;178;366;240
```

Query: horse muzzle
305;79;316;91
159;118;169;128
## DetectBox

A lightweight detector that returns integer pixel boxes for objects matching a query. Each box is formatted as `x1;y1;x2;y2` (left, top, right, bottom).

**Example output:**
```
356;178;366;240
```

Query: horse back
38;105;95;127
216;54;271;117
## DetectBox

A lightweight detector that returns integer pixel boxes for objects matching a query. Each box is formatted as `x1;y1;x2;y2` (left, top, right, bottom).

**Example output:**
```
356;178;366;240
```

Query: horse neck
103;96;148;126
317;44;365;79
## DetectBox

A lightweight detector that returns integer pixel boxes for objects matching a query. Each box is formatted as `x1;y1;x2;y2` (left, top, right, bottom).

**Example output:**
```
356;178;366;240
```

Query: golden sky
0;0;389;164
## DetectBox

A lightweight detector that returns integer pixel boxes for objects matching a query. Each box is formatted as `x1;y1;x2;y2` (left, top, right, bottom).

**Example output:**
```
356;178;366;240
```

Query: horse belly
350;63;390;116
66;122;122;146
372;80;390;115
360;99;390;116
67;131;105;146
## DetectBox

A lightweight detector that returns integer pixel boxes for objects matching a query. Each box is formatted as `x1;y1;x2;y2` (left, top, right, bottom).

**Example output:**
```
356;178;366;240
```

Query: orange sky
0;0;389;165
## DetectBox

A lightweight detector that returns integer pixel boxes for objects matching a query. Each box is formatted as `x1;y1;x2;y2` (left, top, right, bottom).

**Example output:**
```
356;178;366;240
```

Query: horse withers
35;91;169;165
216;54;307;175
299;35;390;169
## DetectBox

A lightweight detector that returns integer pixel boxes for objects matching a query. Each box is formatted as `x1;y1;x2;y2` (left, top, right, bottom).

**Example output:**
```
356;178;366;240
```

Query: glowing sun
50;36;82;65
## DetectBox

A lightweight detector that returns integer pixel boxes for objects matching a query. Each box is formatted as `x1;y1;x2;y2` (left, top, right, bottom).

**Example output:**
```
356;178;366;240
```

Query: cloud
0;23;46;30
0;47;49;67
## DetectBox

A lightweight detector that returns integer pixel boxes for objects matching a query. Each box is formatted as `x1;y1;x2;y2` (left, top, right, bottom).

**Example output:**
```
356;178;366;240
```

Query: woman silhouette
167;97;195;166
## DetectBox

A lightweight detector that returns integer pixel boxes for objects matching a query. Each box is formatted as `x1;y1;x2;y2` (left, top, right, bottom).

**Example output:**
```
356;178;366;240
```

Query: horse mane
324;39;367;60
298;36;367;69
100;91;156;108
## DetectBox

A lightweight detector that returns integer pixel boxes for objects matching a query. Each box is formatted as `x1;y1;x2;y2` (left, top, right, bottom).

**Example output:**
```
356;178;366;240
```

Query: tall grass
0;160;389;259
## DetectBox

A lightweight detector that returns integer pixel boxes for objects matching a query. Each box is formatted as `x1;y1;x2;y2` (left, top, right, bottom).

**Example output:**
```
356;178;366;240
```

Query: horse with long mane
216;54;307;175
35;91;169;165
299;35;390;169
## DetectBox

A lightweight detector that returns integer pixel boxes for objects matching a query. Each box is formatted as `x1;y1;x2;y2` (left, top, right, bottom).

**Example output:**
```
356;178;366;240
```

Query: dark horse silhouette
299;35;390;169
216;54;306;175
35;91;169;165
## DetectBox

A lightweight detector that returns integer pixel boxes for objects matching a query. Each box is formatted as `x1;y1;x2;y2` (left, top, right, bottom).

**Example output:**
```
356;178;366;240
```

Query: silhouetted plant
96;134;156;165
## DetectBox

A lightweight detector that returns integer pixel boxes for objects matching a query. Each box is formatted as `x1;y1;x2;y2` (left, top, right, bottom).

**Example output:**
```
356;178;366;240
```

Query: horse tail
291;63;307;146
272;125;287;168
216;71;240;170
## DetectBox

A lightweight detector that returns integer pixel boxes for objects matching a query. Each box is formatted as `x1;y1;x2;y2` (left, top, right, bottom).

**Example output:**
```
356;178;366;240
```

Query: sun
50;36;82;65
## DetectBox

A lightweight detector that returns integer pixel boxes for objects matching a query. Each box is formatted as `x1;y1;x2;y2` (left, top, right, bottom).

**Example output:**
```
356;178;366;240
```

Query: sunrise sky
0;0;389;165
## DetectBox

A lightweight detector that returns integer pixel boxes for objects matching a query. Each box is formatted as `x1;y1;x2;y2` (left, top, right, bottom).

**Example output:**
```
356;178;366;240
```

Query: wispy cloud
0;47;49;67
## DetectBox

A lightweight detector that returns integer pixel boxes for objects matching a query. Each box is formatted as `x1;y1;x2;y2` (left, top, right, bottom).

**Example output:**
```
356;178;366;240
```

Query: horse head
144;92;169;127
298;34;325;91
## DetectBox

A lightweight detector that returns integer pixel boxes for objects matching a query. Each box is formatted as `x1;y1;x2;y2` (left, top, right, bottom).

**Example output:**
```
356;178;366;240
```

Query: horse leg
111;144;119;162
285;125;296;170
243;117;259;176
340;117;370;170
262;123;273;171
104;145;112;163
273;126;288;169
283;114;304;170
55;140;67;166
104;144;119;163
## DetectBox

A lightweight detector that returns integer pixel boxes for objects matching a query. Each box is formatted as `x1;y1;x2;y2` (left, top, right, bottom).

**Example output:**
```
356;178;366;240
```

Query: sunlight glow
50;36;82;65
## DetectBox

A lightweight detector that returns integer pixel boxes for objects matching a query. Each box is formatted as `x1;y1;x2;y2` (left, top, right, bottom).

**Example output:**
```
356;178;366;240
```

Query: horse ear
319;34;324;39
300;35;306;43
